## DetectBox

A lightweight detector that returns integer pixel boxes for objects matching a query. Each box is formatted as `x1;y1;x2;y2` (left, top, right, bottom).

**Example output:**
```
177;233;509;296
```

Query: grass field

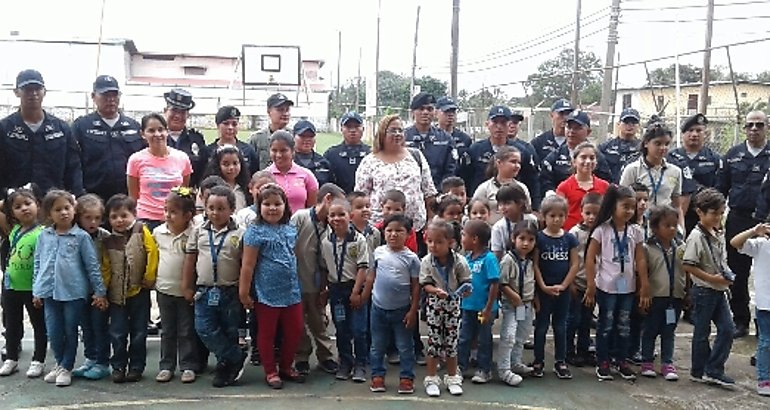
200;129;342;155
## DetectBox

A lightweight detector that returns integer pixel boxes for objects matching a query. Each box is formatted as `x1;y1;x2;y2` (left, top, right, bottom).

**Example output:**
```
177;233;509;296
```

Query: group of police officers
0;68;769;340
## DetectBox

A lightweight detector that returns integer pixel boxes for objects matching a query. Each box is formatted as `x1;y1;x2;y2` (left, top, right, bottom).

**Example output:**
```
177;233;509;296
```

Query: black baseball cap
16;69;45;89
293;120;316;136
267;93;294;108
566;109;591;127
436;96;458;112
551;99;574;113
410;92;436;110
215;106;241;125
488;105;512;120
620;108;641;122
681;113;708;132
340;111;363;126
511;110;525;122
93;75;120;94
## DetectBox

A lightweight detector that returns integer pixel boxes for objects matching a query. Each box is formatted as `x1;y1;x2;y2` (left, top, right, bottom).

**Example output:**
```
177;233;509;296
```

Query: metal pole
571;0;582;104
374;0;381;117
599;0;621;141
336;31;342;97
699;0;715;114
726;46;741;145
450;0;460;99
95;0;107;77
410;6;421;99
355;47;362;112
675;38;682;147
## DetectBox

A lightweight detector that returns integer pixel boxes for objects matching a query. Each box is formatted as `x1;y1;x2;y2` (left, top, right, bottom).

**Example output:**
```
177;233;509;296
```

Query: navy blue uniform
0;111;82;195
531;130;563;166
719;142;770;330
404;125;457;190
168;128;209;187
598;137;641;183
542;144;612;194
666;147;721;196
466;138;517;195
510;138;542;210
72;112;144;201
323;142;371;193
295;151;334;187
451;128;473;181
205;140;260;176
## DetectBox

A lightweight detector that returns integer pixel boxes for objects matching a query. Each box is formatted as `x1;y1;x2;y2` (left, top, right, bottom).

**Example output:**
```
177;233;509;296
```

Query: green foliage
524;48;603;106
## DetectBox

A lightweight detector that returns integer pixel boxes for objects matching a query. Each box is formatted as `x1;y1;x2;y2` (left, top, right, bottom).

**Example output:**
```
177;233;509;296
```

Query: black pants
725;211;756;328
1;289;46;362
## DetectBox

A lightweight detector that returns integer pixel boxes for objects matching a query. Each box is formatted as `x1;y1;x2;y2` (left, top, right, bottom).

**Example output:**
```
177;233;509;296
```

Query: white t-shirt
738;237;770;310
101;115;120;128
490;213;538;254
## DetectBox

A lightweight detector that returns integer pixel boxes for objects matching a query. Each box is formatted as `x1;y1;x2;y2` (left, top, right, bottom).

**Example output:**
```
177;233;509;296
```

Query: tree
646;64;732;85
524;48;603;106
755;71;770;83
415;75;447;99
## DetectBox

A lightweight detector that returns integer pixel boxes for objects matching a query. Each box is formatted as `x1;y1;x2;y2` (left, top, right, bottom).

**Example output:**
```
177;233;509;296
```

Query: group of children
0;161;768;397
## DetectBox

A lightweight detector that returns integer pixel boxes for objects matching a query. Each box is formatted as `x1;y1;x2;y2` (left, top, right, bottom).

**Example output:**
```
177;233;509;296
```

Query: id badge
665;308;677;325
616;276;628;294
334;302;347;322
515;304;527;321
207;287;221;307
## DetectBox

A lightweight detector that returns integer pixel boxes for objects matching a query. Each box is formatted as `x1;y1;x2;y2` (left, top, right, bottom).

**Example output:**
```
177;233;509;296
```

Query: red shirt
556;175;609;231
374;221;418;253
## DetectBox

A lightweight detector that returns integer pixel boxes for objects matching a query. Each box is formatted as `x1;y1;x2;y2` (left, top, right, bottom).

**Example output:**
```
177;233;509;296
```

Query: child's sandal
279;368;306;383
266;373;283;389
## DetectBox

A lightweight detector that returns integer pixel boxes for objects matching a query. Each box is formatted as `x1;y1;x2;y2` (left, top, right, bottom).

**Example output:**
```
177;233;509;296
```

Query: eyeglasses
386;128;404;136
745;122;766;130
622;119;640;125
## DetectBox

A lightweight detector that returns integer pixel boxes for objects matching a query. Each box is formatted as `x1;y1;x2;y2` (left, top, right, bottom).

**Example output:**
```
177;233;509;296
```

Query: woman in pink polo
556;141;609;231
267;130;319;214
127;113;192;230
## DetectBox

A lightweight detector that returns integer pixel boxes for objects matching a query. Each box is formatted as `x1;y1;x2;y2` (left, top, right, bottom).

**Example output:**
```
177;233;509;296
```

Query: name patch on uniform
44;132;64;141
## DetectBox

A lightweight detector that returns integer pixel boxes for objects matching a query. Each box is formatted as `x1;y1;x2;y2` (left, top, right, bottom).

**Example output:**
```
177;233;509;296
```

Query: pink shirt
127;148;192;221
591;222;644;294
269;162;319;214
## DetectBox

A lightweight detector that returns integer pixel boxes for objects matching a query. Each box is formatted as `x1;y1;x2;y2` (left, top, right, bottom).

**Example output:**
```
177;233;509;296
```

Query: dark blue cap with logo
488;105;512;120
293;120;317;136
551;98;574;113
340;111;363;126
511;110;525;121
164;88;195;110
410;92;436;110
16;69;45;89
566;109;591;127
93;75;120;94
681;113;708;132
436;96;458;112
215;106;241;125
620;108;641;122
267;93;294;108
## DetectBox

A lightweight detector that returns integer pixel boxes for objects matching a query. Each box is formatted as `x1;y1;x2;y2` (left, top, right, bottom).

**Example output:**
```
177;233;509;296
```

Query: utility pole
699;0;715;114
355;47;362;112
336;31;342;96
450;0;460;99
374;0;382;117
599;0;621;141
410;5;422;99
571;0;582;104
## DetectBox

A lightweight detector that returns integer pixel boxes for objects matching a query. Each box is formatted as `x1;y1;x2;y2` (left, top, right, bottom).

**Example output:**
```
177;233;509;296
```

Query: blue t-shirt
462;250;500;313
372;245;421;310
537;231;578;286
244;223;302;307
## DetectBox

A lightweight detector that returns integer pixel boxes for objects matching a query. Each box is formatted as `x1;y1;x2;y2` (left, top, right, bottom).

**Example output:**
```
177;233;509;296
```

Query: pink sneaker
640;362;656;378
661;364;679;381
757;380;770;396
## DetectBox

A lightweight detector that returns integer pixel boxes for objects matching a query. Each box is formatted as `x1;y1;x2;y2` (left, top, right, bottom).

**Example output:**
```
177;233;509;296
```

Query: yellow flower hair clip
171;186;196;199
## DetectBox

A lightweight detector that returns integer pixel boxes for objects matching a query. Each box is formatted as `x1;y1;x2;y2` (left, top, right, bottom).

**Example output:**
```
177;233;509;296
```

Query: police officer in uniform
248;93;292;170
163;88;208;187
404;92;457;190
666;113;721;233
531;98;574;163
542;110;612;194
718;110;770;338
598;108;642;183
72;75;143;202
293;120;333;186
206;106;260;175
435;96;472;182
0;69;82;195
323;111;370;193
507;110;541;210
466;105;517;194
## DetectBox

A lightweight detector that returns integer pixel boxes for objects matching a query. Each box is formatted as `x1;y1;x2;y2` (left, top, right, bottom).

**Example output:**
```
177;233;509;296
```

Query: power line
622;15;770;24
622;0;769;11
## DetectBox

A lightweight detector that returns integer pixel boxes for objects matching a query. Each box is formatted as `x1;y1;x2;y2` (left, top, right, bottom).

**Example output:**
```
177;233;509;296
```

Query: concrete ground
1;317;768;410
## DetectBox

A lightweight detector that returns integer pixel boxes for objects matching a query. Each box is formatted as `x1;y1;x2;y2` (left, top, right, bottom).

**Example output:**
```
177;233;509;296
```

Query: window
687;94;698;113
740;92;748;98
183;66;206;76
656;95;665;110
142;54;175;61
622;94;632;109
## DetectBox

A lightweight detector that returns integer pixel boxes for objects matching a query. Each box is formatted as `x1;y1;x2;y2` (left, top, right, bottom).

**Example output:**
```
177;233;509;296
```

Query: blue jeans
194;286;243;366
690;286;734;378
567;288;593;356
458;309;495;372
757;309;770;382
45;298;86;370
642;297;682;364
109;288;150;372
534;290;570;364
595;290;634;363
370;304;415;379
81;302;110;366
329;282;369;367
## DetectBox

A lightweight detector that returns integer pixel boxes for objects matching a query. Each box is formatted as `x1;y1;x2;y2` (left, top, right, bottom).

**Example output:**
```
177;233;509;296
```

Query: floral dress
354;151;437;231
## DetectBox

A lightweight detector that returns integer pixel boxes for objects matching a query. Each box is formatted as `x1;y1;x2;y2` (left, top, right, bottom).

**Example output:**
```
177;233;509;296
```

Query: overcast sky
1;0;769;98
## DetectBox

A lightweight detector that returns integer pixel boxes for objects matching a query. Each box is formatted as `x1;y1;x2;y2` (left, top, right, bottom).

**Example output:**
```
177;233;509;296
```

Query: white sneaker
511;363;534;375
26;361;44;378
499;369;523;386
0;359;18;376
55;369;72;387
44;366;62;383
444;374;463;396
471;370;492;384
424;375;441;397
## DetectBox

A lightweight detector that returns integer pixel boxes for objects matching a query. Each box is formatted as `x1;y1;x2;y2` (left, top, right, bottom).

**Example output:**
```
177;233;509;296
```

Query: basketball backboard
242;45;301;86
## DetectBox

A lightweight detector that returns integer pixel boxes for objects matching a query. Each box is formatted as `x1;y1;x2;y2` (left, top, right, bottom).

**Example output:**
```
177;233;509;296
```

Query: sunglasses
745;122;766;130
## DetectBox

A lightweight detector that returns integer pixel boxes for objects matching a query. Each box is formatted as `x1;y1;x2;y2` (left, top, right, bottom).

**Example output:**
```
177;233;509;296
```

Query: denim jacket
33;225;106;301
